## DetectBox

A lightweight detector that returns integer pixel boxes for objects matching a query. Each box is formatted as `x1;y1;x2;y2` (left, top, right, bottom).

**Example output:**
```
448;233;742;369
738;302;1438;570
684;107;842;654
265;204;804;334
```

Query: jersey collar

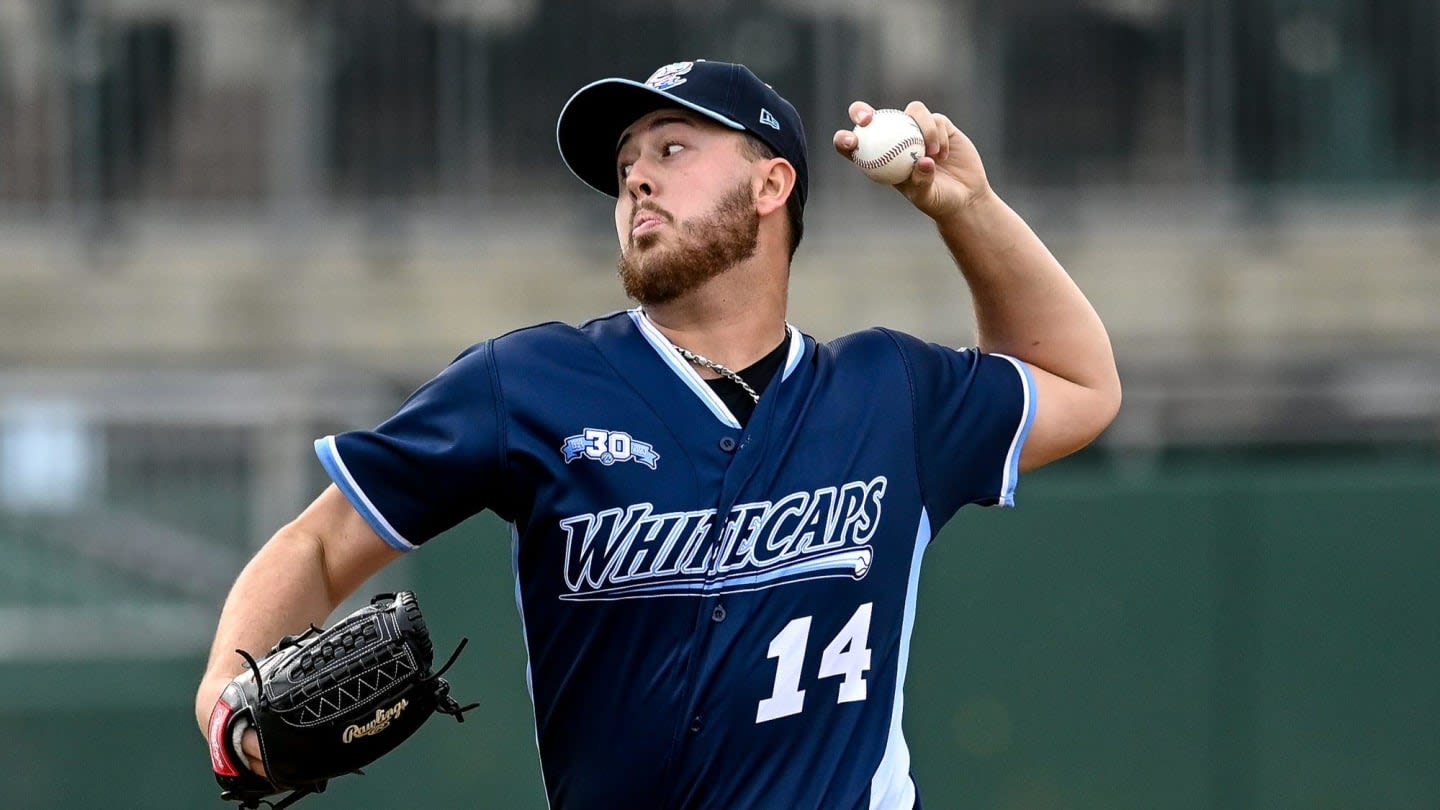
628;308;805;429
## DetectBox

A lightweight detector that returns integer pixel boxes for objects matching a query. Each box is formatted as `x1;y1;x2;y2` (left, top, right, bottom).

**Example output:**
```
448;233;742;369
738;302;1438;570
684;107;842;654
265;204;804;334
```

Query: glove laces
430;637;480;720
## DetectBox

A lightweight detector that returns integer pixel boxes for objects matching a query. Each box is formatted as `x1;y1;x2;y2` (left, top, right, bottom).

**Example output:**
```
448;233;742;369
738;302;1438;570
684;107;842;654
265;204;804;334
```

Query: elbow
1078;383;1122;452
1100;374;1123;433
1087;371;1123;447
1075;372;1123;452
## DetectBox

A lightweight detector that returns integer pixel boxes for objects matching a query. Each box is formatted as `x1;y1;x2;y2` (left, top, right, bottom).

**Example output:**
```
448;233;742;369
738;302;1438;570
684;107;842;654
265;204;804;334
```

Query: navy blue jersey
316;309;1034;810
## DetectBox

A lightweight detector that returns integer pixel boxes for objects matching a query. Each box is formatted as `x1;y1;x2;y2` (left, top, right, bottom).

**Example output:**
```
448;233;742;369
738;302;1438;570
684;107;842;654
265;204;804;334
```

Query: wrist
196;674;231;732
932;188;1009;253
934;185;1000;229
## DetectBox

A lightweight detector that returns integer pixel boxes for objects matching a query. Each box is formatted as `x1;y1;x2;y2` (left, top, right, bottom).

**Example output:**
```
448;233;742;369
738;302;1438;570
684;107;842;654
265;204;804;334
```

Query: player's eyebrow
615;115;700;158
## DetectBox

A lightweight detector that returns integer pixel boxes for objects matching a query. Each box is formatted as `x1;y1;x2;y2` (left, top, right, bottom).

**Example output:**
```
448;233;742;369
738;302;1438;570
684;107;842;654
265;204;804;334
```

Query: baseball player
196;59;1121;809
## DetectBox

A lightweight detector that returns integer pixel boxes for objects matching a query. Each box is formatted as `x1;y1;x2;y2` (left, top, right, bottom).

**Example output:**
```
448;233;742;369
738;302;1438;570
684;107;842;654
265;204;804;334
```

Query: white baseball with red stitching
850;109;924;185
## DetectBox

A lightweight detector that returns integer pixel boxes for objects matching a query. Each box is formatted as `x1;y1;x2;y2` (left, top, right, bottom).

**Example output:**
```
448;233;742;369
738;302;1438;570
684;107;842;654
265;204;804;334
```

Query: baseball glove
206;591;477;808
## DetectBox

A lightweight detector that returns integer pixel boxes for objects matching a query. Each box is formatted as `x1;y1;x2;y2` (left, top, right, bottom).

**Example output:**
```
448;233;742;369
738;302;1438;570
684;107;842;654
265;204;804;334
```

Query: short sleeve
888;332;1036;524
314;342;508;551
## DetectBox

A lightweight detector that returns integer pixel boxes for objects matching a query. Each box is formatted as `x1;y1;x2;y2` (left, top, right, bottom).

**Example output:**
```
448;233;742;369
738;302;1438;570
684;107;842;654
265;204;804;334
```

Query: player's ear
753;158;796;219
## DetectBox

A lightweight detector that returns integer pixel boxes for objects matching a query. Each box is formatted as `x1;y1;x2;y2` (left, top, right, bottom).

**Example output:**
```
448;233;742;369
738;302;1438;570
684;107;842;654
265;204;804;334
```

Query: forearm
939;192;1118;396
195;525;344;725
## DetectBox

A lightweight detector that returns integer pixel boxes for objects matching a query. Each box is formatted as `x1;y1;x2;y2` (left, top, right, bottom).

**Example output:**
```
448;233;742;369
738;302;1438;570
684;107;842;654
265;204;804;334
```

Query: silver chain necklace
673;346;761;404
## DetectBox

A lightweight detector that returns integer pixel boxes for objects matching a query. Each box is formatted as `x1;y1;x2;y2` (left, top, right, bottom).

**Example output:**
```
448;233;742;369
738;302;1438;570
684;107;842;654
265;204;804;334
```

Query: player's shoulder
804;328;909;385
820;326;956;363
481;311;630;359
833;326;987;359
818;327;995;390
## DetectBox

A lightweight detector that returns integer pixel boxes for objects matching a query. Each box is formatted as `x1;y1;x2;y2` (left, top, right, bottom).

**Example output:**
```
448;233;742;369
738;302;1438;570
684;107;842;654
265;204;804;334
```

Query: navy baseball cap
557;60;809;209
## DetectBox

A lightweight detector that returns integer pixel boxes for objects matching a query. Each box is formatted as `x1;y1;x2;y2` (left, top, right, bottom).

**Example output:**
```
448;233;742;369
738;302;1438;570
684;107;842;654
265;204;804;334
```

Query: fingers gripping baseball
833;100;990;220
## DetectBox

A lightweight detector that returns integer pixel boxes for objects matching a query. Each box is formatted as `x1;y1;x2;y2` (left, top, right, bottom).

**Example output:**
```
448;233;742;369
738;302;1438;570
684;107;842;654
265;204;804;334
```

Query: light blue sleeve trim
314;435;417;552
992;354;1037;508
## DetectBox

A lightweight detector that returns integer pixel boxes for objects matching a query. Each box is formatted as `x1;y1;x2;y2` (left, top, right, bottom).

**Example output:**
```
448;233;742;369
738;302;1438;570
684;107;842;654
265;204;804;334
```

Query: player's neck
640;260;789;375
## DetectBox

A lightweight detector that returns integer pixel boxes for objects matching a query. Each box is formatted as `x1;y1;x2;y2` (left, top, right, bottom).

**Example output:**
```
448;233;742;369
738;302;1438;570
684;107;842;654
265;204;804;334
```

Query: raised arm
835;101;1122;471
194;484;403;765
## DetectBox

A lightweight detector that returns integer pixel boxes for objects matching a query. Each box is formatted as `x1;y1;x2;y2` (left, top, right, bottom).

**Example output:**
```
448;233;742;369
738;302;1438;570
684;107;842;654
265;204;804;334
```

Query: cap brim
556;78;746;199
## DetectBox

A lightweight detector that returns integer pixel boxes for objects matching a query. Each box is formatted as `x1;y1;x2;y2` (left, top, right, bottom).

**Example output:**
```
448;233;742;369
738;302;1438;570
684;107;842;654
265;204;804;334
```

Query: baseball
850;109;925;185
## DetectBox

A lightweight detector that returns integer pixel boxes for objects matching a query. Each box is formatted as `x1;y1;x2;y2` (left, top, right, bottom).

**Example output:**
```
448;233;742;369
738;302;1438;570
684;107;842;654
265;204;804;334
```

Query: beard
617;182;760;306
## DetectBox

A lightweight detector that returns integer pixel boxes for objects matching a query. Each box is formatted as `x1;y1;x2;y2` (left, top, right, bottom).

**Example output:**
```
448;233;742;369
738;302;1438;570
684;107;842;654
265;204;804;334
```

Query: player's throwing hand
834;100;991;220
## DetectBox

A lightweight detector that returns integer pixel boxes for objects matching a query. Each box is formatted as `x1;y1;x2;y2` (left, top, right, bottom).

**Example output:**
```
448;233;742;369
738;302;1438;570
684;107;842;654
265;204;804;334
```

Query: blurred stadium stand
0;1;1434;363
0;1;1436;808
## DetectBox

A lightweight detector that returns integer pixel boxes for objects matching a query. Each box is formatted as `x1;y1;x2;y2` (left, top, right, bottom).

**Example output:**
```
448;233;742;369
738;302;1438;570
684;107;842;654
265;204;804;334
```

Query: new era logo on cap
556;59;809;209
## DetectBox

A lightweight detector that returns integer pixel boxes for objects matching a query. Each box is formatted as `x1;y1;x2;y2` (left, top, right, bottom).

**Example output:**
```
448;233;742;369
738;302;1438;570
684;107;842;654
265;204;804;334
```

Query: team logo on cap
645;62;694;91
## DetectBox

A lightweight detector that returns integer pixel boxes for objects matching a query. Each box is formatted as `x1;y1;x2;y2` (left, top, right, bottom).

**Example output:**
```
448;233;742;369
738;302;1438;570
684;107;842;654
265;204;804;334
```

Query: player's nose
623;158;656;200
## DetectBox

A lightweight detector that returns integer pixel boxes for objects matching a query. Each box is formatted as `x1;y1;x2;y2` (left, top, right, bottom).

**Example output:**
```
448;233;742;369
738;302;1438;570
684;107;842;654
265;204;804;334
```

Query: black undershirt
704;332;791;427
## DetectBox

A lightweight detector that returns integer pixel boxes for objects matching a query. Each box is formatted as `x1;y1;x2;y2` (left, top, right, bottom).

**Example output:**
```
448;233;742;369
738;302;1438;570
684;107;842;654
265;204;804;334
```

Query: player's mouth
631;209;670;239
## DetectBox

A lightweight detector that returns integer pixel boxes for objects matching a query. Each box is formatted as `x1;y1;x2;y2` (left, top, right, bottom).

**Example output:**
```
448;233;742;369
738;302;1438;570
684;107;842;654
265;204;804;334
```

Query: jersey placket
665;422;748;787
667;348;803;803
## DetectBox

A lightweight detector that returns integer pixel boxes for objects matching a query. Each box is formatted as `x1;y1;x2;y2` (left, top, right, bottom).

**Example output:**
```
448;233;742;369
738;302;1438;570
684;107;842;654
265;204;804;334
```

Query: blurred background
1;0;1437;807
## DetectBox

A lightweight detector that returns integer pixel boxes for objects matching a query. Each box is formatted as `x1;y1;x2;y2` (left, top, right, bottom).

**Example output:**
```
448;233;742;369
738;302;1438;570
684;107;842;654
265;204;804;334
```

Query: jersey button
719;437;737;453
711;604;727;623
689;715;704;734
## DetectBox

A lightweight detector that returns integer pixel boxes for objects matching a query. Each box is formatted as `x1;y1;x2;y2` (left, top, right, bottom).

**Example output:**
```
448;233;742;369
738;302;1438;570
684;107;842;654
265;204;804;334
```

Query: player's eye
617;142;682;180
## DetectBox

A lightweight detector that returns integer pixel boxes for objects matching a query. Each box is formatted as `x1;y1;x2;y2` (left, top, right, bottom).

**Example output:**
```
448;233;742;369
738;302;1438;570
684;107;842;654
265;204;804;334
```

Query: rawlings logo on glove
207;592;476;808
343;700;410;743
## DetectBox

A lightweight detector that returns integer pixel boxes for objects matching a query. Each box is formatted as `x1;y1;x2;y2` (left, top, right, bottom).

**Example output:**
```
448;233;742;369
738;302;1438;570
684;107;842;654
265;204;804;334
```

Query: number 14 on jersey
756;603;873;724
